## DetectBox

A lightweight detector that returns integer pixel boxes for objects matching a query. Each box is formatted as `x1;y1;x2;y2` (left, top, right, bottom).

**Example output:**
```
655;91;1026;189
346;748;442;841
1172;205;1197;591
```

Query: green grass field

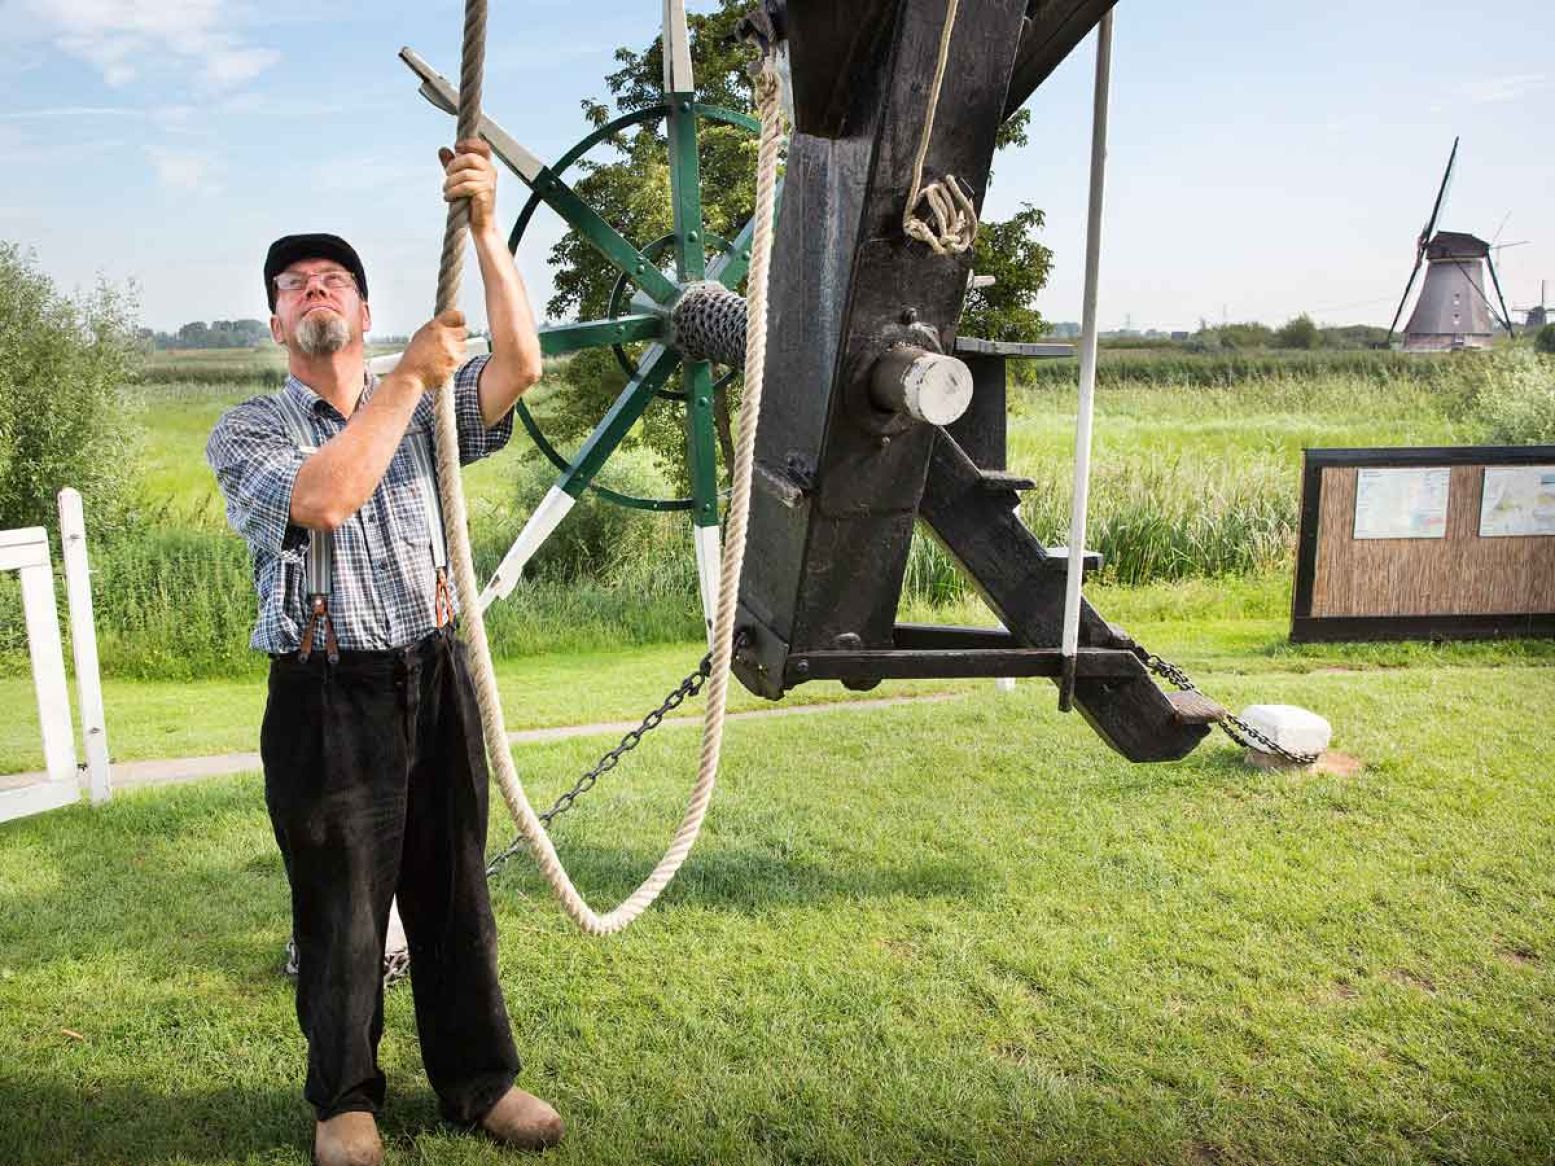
1;639;1551;1164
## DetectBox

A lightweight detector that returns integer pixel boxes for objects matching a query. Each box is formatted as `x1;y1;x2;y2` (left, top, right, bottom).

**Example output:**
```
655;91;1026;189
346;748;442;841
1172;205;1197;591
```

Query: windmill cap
264;233;368;311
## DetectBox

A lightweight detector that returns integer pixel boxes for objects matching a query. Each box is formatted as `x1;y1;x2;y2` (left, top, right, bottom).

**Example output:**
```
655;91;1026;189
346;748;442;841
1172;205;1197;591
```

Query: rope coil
902;0;977;256
428;0;787;934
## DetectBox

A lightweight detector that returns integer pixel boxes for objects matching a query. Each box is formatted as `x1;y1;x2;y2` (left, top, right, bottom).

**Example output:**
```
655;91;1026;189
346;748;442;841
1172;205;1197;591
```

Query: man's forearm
472;223;543;426
290;372;424;531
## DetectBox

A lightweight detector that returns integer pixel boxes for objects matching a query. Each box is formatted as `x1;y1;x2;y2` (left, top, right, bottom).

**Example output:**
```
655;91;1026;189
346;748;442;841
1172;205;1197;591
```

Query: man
206;140;562;1165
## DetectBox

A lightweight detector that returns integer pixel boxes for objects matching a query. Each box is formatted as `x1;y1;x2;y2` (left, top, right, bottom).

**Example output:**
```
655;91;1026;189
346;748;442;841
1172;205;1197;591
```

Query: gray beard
295;311;351;356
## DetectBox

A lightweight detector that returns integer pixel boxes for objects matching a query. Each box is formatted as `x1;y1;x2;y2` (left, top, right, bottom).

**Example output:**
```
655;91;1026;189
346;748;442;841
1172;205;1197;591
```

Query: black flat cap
264;233;368;311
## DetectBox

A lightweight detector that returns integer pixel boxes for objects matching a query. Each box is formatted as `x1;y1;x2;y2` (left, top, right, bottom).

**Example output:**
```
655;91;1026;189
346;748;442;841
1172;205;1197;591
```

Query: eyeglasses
274;270;357;294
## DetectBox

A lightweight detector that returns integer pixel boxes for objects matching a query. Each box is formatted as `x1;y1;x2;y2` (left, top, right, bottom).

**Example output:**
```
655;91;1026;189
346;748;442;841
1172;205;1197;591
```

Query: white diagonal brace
399;46;545;183
663;0;695;94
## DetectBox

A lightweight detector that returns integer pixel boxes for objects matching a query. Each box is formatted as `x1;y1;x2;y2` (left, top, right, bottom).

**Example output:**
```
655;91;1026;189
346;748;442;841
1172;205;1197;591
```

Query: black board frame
1291;445;1555;643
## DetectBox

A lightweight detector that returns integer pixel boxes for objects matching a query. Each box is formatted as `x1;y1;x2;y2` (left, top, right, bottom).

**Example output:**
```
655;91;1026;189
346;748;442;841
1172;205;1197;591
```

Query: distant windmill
1386;138;1516;351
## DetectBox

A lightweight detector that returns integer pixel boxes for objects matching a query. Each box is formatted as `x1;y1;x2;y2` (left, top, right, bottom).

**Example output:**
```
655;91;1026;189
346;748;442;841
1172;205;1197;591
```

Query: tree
1273;313;1319;350
1535;323;1555;355
0;242;140;532
536;0;1053;489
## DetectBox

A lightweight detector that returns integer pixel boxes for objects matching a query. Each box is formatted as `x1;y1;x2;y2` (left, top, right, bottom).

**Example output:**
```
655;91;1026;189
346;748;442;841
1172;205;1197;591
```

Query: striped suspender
273;390;453;660
404;430;455;629
274;392;338;663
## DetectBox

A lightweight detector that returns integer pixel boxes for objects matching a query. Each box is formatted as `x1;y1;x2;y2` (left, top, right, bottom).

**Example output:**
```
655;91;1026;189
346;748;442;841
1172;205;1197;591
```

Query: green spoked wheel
509;97;758;517
399;3;773;625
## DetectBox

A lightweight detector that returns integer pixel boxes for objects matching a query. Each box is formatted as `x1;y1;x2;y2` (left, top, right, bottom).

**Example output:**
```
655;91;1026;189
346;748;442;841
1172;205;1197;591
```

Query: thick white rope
429;0;786;934
902;0;977;256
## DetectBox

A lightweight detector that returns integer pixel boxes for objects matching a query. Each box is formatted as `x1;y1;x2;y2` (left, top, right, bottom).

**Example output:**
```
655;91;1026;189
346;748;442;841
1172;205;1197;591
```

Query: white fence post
58;488;111;804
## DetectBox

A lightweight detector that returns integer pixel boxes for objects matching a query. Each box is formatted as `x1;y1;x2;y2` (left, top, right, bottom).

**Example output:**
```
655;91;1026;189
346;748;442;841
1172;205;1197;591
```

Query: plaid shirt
206;356;512;654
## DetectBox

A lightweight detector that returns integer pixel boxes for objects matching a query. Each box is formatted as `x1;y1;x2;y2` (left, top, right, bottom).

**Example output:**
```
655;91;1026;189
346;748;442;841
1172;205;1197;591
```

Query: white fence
0;488;111;823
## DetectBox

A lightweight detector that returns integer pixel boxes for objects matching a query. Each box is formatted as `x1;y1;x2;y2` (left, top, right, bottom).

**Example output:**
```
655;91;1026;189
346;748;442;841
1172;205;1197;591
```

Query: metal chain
485;654;714;878
1142;651;1321;767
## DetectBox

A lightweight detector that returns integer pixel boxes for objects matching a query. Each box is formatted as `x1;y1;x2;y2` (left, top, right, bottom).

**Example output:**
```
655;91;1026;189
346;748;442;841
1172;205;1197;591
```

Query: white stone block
386;897;408;958
1237;704;1331;758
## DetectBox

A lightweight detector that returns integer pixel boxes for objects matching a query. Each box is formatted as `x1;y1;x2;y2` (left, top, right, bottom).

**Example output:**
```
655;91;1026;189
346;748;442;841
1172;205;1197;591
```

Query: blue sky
3;1;1551;337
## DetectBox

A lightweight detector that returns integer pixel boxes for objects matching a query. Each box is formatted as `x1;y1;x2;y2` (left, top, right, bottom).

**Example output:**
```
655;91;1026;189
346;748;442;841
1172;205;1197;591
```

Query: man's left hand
441;139;497;233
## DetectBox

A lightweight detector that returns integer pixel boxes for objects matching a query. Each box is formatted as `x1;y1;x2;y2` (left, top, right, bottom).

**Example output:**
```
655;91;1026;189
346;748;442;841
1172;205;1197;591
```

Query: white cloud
1459;73;1546;105
25;0;279;91
147;146;220;193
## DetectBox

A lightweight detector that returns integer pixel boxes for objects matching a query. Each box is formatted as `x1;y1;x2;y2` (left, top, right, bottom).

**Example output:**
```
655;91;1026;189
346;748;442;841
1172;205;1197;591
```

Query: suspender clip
299;594;340;664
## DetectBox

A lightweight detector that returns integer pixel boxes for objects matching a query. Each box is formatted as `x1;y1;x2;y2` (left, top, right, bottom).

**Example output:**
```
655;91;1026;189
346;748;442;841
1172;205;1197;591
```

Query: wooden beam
1002;0;1118;119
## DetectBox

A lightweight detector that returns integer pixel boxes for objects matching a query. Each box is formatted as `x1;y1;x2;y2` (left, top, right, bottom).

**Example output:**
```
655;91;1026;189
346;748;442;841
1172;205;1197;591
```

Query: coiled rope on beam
902;0;977;256
429;0;786;935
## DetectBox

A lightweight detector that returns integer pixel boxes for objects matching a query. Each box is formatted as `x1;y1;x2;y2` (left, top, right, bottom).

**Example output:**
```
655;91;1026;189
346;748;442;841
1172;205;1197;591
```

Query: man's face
269;258;371;356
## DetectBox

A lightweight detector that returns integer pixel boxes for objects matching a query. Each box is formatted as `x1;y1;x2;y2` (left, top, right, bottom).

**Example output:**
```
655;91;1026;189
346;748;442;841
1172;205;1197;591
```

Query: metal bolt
900;308;918;324
635;263;645;274
878;435;892;449
687;231;699;242
796;660;811;677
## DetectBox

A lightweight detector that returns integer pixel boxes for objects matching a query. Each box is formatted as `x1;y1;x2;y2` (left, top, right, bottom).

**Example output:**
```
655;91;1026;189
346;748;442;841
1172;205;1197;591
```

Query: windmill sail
1387;137;1459;341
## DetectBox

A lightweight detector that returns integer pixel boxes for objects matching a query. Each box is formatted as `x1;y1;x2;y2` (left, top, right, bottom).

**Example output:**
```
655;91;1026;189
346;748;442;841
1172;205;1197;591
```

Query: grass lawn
2;628;1552;1163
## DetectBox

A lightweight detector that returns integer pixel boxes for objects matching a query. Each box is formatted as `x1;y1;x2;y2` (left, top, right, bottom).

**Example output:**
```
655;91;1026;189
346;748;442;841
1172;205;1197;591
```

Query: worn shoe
478;1086;565;1151
314;1111;383;1166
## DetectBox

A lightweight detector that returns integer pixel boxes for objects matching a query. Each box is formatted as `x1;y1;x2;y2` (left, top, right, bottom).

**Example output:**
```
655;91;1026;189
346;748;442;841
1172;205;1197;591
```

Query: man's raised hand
441;139;498;233
399;309;467;392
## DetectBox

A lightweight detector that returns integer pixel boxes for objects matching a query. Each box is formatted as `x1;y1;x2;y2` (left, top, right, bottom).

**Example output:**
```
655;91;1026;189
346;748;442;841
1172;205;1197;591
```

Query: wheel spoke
708;180;782;290
663;0;706;284
540;314;664;357
682;360;720;528
559;344;682;498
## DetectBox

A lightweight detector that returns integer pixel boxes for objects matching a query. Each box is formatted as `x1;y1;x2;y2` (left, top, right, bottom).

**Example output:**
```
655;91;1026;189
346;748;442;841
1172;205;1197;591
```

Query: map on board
1479;466;1555;537
1353;467;1450;540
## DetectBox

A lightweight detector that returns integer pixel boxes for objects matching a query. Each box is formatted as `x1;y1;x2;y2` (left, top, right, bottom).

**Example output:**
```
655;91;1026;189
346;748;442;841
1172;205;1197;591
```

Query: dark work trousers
260;626;520;1123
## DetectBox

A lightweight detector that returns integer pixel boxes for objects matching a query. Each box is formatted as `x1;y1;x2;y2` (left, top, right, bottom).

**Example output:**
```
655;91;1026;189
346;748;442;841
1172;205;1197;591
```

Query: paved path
2;693;967;794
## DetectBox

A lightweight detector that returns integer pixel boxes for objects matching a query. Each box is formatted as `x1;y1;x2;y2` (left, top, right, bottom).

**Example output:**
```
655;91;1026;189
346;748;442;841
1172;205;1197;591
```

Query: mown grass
1;648;1551;1164
6;571;1554;775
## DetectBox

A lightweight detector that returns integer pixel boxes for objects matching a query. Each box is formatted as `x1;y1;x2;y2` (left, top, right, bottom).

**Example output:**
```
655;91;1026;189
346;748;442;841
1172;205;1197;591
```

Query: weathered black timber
1003;0;1118;119
732;0;1207;764
735;0;1030;698
783;0;899;137
916;434;1208;761
787;646;1141;684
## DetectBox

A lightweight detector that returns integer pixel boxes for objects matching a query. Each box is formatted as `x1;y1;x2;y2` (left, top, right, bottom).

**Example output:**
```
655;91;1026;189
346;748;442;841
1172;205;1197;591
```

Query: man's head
264;234;371;358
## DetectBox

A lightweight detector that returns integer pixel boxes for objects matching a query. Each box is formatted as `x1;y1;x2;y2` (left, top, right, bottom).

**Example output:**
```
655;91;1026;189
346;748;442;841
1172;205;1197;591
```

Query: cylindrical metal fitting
671;281;748;367
869;345;974;426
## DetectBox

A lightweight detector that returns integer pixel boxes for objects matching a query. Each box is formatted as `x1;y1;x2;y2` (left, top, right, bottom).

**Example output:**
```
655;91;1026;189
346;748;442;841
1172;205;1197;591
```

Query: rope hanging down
902;0;977;255
428;0;787;935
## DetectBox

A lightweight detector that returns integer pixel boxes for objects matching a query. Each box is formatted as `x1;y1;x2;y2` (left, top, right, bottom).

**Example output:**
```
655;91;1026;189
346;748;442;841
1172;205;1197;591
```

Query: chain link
1142;652;1321;767
485;654;714;878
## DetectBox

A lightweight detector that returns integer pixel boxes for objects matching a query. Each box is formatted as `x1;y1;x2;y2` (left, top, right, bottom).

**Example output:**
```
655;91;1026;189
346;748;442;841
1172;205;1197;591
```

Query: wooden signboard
1291;446;1555;642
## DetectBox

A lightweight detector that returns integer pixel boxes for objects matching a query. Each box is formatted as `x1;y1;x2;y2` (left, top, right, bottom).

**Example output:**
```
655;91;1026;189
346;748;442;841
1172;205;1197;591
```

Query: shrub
0;243;142;533
1273;313;1319;350
1535;323;1555;355
1465;346;1555;444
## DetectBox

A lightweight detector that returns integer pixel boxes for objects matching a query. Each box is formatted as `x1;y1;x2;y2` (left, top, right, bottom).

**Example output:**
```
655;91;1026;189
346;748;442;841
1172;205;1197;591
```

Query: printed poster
1352;467;1450;540
1479;465;1555;537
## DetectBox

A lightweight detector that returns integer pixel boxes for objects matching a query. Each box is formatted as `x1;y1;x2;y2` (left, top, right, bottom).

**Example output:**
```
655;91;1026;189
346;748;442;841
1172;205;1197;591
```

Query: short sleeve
205;399;306;556
452;354;515;465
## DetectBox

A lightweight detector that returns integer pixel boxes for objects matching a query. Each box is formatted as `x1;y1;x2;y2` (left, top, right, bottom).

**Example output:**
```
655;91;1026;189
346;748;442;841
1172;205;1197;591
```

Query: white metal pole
1059;10;1114;713
58;488;111;804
